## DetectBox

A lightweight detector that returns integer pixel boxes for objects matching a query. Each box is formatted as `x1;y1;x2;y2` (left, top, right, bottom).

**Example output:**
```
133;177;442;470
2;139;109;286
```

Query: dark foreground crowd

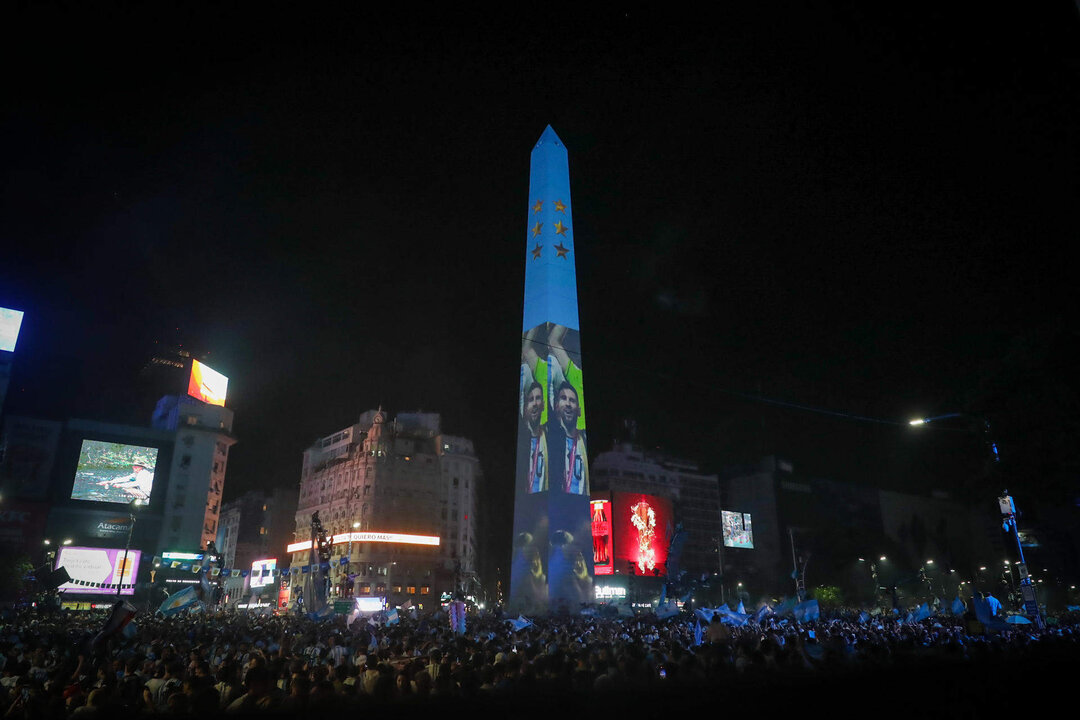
3;605;1078;719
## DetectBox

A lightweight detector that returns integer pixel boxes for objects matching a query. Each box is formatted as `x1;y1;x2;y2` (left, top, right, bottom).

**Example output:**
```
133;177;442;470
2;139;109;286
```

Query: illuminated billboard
286;531;440;554
722;511;754;549
611;492;673;576
70;440;159;504
591;498;613;576
511;322;594;612
0;307;24;352
55;546;141;595
187;359;228;407
250;558;276;588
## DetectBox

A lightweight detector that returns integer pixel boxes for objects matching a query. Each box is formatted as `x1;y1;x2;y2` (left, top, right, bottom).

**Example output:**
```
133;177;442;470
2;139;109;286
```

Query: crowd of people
2;602;1078;718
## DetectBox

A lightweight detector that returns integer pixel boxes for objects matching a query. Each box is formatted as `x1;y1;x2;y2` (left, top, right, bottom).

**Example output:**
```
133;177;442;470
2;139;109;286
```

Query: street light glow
908;418;927;426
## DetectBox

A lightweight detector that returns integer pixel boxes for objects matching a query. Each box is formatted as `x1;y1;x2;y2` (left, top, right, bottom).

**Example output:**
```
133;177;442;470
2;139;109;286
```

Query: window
420;586;430;595
407;586;416;595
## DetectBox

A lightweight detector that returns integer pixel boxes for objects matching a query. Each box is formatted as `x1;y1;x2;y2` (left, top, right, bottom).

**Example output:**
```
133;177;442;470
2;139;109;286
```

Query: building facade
215;487;297;606
590;442;722;582
151;395;236;551
722;456;1006;604
288;410;480;608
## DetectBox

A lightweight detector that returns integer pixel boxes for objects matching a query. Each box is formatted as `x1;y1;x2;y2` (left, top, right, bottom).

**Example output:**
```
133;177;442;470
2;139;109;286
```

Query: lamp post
999;493;1043;627
117;499;142;597
345;521;359;597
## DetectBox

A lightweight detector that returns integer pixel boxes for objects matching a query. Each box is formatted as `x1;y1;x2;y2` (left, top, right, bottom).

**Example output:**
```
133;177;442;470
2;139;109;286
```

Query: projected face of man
525;385;544;430
556;385;579;432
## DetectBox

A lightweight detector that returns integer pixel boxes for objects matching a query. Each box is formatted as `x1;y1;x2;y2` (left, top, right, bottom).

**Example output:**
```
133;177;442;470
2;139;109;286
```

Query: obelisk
510;126;594;613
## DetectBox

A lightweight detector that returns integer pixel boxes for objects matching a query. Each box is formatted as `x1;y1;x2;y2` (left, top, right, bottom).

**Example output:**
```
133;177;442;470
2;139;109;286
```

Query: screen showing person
250;559;277;588
521;380;548;493
511;322;593;612
71;440;159;504
547;381;588;495
722;510;754;549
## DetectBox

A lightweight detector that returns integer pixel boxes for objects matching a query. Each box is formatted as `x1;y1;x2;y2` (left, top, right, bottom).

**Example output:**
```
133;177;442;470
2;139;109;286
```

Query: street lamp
999;492;1043;627
345;521;360;597
117;498;144;597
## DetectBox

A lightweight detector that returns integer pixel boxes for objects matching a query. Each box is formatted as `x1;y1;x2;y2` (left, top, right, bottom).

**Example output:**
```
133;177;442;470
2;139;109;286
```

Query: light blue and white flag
385;608;399;626
508;615;533;632
913;603;931;622
159;586;199;616
951;597;966;615
656;602;679;619
793;599;819;623
775;597;796;617
694;608;715;623
309;604;335;622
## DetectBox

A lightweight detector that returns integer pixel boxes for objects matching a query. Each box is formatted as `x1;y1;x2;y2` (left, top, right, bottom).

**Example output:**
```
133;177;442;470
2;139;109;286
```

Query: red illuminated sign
611;492;672;577
591;499;613;575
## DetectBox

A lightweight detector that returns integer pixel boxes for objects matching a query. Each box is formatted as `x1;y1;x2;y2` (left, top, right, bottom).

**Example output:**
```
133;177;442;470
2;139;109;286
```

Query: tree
811;585;844;608
0;554;34;602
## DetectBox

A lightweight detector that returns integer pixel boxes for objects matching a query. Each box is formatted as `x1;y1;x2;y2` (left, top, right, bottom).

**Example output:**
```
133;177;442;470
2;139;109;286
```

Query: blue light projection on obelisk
510;126;594;613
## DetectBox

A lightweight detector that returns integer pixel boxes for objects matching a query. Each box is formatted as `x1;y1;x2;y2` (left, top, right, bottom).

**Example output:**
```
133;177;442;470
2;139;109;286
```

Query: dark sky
3;5;1078;525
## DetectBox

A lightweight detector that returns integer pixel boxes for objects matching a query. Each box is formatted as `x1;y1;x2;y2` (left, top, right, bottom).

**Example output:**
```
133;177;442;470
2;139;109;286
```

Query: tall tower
510;126;594;612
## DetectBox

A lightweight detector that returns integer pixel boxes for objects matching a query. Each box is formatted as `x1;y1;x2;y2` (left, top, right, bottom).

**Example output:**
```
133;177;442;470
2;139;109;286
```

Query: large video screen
611;492;673;576
250;558;277;588
55;546;142;595
71;440;159;504
0;307;24;352
188;359;228;406
510;322;594;612
722;510;754;549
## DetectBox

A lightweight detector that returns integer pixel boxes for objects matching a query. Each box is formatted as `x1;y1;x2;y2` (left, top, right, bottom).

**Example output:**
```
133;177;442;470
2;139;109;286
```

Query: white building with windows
288;409;481;607
152;396;236;552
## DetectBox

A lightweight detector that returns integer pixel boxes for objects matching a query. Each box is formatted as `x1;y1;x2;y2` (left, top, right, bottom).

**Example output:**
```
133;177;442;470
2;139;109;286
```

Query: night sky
3;4;1078;545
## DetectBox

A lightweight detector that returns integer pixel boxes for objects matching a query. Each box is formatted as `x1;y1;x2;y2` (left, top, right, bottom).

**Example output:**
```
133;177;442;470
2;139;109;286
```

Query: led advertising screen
187;359;228;407
0;307;24;353
722;510;754;549
70;440;159;503
55;546;141;595
250;558;277;588
611;492;673;577
511;322;593;612
590;498;613;575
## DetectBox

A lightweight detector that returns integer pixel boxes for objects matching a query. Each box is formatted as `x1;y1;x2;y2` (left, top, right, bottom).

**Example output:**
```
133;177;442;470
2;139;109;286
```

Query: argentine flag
158;586;199;616
507;615;533;632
